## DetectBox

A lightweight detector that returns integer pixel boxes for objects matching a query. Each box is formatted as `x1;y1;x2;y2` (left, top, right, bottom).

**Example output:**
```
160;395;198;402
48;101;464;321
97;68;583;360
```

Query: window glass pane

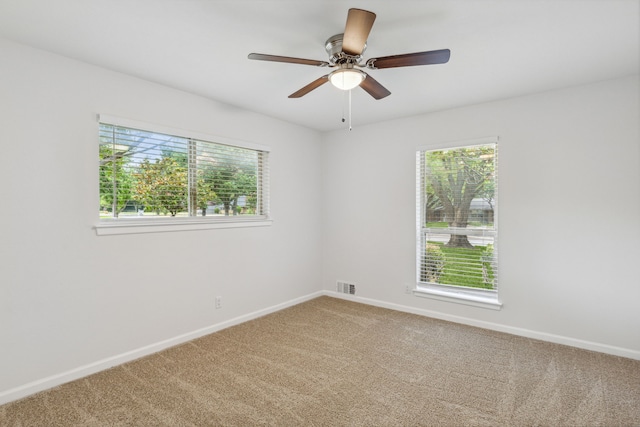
99;124;189;217
418;143;497;290
421;232;496;289
195;142;259;216
99;123;268;220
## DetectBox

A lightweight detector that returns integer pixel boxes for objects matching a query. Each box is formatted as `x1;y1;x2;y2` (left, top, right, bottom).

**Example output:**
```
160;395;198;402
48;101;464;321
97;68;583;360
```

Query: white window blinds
416;140;498;294
99;121;269;221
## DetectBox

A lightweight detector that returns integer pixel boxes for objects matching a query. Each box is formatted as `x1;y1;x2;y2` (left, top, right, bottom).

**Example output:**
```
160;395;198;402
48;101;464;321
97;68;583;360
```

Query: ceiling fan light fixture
329;68;366;90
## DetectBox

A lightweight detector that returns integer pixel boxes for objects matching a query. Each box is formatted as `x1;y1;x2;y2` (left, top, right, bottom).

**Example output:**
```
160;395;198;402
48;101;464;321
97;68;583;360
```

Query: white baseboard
3;289;637;406
325;291;640;361
0;291;324;406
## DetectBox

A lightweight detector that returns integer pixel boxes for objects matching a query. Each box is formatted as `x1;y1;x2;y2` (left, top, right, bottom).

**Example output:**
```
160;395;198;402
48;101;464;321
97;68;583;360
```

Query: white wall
0;39;323;401
321;75;640;357
1;36;638;405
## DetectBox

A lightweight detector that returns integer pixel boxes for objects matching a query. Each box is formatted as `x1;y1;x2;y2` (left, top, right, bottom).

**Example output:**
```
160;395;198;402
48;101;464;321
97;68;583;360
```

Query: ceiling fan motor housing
325;34;365;66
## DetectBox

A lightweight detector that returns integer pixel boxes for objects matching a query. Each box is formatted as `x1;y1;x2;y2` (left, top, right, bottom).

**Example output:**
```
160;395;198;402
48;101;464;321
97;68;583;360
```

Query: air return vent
337;280;356;295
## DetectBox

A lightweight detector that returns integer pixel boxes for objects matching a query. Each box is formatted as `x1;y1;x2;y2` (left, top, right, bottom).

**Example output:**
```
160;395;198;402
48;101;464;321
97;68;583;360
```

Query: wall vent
336;280;356;295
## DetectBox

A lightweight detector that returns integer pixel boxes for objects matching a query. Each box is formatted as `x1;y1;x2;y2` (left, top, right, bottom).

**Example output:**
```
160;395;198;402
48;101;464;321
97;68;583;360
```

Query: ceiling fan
248;8;450;100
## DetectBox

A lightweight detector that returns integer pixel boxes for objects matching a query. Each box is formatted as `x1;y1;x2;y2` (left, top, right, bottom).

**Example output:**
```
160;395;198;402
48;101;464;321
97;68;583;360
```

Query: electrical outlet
405;284;413;294
215;296;222;309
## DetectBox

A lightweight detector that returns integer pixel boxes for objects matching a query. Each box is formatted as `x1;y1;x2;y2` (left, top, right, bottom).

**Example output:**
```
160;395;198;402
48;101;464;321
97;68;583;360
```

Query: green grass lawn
425;222;449;228
428;241;495;289
426;222;493;228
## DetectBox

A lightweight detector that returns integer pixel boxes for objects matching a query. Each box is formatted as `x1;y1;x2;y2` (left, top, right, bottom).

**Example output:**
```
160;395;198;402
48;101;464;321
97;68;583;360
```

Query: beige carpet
1;296;639;426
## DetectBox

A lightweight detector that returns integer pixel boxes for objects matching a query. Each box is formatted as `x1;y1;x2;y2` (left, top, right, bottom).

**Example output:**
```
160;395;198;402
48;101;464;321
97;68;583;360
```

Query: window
416;138;500;309
97;115;270;235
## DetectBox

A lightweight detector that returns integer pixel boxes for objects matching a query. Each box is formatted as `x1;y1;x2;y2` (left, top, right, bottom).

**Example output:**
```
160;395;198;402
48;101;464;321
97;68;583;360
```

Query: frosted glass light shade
329;69;365;90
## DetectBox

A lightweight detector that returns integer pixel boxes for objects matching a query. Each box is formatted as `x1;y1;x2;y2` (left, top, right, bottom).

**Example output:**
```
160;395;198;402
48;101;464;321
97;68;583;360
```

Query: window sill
413;285;502;310
95;217;273;236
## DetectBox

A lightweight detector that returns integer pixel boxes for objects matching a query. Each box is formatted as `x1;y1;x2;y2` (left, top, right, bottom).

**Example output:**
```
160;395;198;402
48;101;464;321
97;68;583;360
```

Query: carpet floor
1;296;639;426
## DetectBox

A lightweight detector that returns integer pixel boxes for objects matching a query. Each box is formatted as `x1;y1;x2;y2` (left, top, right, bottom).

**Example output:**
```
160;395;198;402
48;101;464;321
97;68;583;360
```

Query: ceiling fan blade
342;8;376;56
367;49;451;69
248;53;329;67
360;73;391;100
288;75;330;98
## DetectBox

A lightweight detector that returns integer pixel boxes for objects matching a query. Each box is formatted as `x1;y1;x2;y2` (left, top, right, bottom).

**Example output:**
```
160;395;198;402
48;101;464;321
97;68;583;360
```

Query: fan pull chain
340;90;353;131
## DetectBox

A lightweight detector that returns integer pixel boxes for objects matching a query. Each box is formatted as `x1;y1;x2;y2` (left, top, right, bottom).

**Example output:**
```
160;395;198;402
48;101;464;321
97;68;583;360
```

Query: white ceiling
1;0;638;132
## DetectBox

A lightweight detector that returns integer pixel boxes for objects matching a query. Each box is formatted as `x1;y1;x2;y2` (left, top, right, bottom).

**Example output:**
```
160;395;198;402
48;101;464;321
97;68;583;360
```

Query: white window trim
96;114;271;235
413;285;502;310
415;136;501;310
95;217;273;236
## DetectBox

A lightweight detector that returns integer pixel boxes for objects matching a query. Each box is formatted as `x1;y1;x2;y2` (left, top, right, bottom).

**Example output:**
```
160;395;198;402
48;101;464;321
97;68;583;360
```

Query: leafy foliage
99;124;264;219
481;244;496;288
201;147;257;216
425;145;495;247
99;145;134;216
422;243;445;283
194;170;217;216
134;157;188;216
424;242;495;289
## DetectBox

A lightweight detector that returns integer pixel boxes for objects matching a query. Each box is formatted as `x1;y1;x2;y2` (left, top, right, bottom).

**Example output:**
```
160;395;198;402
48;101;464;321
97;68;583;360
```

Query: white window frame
95;114;272;236
415;137;501;310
